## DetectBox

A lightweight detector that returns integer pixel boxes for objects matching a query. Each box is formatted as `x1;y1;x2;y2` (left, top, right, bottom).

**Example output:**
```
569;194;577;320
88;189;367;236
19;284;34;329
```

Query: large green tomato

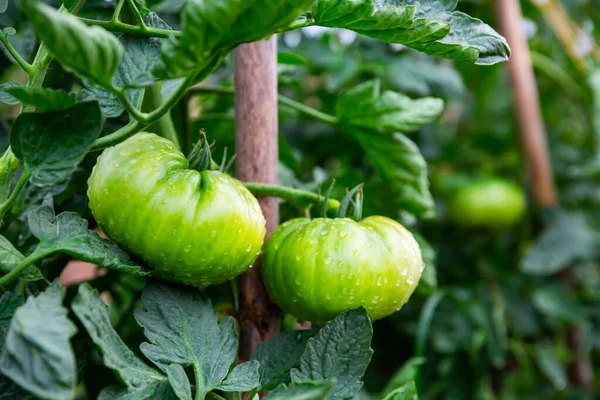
263;216;423;324
87;133;266;288
448;179;526;229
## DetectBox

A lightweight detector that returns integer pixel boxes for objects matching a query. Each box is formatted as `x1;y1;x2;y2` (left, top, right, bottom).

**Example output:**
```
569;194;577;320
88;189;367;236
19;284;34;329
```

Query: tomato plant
1;0;598;399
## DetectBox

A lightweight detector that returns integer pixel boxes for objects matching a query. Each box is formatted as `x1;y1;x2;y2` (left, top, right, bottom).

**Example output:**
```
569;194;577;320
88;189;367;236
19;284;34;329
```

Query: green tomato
448;179;526;229
263;216;423;324
87;133;266;288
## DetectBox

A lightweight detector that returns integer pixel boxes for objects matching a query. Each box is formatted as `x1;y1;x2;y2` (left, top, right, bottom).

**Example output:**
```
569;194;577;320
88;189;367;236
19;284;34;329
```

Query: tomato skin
263;216;423;324
448;180;526;229
87;133;266;288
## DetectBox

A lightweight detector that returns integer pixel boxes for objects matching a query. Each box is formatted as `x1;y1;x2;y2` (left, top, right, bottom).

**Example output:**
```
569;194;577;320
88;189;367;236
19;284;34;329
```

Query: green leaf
381;381;418;400
264;381;335;400
99;381;177;400
27;199;147;276
10;101;102;186
72;284;166;391
535;345;567;391
0;0;8;14
217;361;260;392
0;281;77;400
589;68;600;144
313;0;510;65
135;281;256;397
0;292;23;342
381;359;424;397
0;234;43;282
413;234;436;295
160;0;314;77
7;87;76;111
23;0;123;85
521;211;597;275
82;30;162;118
388;57;465;98
336;80;444;134
291;308;373;400
251;330;312;390
166;364;191;400
354;132;434;218
532;284;587;324
0;82;21;105
0;150;21;204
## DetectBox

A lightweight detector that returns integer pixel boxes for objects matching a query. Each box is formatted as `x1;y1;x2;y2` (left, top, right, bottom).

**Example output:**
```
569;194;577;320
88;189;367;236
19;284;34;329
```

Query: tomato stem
244;183;341;215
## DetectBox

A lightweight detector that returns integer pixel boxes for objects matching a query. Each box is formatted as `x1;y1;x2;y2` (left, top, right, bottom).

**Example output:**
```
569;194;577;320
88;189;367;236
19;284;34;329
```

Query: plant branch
91;121;145;151
190;86;339;125
0;171;31;223
0;247;49;289
0;35;33;75
125;0;147;30
243;182;341;215
79;18;180;38
111;0;126;22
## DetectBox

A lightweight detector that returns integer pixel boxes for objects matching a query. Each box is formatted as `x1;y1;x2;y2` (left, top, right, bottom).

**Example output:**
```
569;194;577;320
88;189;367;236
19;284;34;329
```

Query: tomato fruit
262;216;423;323
448;179;526;229
87;133;266;288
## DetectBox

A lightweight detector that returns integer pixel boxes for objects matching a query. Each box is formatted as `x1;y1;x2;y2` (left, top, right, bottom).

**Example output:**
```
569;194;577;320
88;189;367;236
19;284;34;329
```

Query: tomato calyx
319;180;364;221
187;130;213;172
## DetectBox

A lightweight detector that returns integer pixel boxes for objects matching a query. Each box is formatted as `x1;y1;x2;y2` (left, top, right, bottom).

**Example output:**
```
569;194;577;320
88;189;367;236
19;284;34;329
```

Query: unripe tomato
263;216;423;324
87;133;266;288
448;179;526;229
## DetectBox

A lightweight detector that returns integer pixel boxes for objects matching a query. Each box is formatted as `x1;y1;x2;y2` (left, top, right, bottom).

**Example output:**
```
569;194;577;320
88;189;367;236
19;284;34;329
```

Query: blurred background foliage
2;0;600;399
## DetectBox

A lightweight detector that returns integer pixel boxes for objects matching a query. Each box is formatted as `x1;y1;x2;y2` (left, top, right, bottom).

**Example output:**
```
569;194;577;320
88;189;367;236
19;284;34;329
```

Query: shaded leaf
532;284;587;324
0;281;77;400
337;80;444;134
0;82;21;105
10;101;102;186
7;87;77;111
72;284;165;391
382;359;424;397
535;345;567;391
291;308;373;400
521;211;597;275
381;381;418;400
216;361;260;392
82;28;162;118
413;234;436;295
23;0;123;86
0;234;43;282
264;380;335;400
27;199;147;276
388;57;465;98
354;132;434;218
135;281;246;397
251;330;312;390
0;292;23;342
166;364;191;400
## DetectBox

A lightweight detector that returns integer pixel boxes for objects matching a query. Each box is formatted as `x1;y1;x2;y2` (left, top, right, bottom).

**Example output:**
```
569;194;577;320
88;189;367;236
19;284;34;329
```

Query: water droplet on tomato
184;245;192;253
377;276;383;286
324;256;332;265
211;230;217;237
246;244;253;252
339;231;347;238
130;159;138;164
401;268;408;276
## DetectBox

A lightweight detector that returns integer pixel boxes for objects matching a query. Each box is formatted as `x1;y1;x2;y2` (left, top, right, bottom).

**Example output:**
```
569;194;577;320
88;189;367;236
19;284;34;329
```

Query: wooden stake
495;0;593;388
235;37;281;361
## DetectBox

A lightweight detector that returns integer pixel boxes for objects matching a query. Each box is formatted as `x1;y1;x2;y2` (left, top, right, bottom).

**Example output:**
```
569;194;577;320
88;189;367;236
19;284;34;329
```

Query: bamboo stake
495;0;593;388
234;37;281;361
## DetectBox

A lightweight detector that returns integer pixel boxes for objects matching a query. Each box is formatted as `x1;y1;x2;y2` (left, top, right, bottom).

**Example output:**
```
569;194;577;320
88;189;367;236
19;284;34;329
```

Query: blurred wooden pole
495;0;593;389
235;37;281;361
